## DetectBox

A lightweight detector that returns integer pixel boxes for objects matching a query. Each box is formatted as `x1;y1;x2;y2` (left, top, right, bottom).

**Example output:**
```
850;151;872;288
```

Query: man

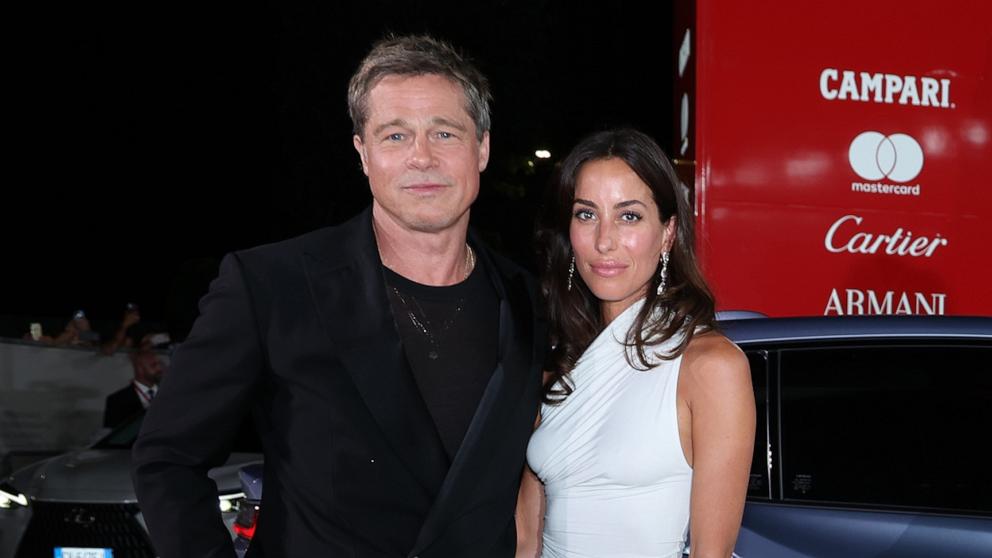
132;35;544;558
103;348;165;428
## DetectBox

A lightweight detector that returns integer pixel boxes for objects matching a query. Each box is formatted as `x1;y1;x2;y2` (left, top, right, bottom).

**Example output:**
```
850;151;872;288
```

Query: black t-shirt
384;258;499;460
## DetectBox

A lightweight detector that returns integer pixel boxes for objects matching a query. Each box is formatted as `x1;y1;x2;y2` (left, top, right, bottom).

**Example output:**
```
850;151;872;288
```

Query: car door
735;341;992;558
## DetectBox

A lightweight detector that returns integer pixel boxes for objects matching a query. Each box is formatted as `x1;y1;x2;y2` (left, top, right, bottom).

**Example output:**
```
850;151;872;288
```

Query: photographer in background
52;310;100;347
100;304;142;355
22;322;54;344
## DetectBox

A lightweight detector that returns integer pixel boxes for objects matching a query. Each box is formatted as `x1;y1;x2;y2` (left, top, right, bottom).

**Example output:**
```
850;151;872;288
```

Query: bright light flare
219;491;245;512
0;487;28;508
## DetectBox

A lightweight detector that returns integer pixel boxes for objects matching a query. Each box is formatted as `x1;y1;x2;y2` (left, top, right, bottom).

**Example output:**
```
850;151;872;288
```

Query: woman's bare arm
515;411;544;558
682;334;755;558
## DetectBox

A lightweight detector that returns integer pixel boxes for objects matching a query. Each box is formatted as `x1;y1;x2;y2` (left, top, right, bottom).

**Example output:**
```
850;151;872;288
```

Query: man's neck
372;205;472;286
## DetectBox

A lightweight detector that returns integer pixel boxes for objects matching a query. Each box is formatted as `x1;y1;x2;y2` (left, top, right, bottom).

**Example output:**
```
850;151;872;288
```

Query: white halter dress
526;299;692;558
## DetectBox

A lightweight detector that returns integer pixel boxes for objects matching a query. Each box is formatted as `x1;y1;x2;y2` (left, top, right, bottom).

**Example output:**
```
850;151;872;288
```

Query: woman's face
569;157;675;323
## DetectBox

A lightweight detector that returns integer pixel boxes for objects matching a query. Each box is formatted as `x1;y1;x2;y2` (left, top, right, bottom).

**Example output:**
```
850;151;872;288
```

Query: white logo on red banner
819;69;952;108
823;288;946;316
824;214;948;257
848;131;924;182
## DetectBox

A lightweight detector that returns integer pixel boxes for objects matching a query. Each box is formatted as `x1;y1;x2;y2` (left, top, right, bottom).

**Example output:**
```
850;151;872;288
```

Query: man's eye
386;133;405;141
436;131;454;139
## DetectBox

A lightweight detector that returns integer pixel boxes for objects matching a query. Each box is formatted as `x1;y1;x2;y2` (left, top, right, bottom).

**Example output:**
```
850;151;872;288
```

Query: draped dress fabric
527;300;692;558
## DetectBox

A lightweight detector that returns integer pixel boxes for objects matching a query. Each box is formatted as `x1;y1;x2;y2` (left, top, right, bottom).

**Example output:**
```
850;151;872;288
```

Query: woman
517;129;755;558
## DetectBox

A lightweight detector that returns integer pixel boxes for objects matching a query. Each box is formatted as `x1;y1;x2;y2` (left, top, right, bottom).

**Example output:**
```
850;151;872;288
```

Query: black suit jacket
132;208;545;558
104;384;144;428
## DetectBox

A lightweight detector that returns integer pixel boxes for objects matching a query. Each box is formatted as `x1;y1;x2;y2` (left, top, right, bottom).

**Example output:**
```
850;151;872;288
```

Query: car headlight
0;482;29;509
218;491;245;513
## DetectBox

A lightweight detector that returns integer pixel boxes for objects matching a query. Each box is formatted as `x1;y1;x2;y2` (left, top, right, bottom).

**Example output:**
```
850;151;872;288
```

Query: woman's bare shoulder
680;331;750;389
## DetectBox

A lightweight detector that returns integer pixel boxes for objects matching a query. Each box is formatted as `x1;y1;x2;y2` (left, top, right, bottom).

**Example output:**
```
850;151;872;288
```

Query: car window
778;344;991;514
746;350;771;499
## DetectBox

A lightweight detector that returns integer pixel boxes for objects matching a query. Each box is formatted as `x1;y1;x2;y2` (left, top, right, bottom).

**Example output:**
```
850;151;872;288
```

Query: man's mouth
402;182;448;194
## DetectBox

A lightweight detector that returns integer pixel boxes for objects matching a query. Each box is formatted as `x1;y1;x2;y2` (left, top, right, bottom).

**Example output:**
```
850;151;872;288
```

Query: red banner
691;0;992;316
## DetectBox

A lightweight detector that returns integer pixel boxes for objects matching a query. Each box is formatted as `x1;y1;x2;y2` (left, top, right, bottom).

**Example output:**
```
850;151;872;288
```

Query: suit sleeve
132;253;265;558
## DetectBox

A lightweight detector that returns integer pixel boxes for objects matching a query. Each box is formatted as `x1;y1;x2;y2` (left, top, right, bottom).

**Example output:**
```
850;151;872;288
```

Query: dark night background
5;1;677;341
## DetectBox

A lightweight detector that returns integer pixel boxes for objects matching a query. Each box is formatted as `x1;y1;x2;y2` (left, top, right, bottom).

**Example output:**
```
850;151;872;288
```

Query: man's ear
353;134;369;176
478;130;490;172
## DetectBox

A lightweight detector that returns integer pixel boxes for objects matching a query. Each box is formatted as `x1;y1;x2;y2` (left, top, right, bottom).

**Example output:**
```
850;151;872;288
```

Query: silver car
228;316;992;558
0;415;261;558
725;315;992;558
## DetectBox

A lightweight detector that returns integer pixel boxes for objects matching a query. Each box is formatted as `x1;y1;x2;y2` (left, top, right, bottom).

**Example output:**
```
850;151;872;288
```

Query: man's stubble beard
396;207;471;234
374;192;476;236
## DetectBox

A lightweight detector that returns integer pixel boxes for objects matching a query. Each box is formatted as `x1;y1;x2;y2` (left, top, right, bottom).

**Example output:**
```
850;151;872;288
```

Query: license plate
54;549;113;558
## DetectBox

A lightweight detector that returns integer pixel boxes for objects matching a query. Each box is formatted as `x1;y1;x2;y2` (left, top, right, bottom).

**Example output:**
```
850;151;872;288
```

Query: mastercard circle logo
848;131;924;183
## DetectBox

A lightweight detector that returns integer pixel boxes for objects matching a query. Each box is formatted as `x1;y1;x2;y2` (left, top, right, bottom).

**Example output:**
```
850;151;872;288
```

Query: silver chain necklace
391;288;465;360
390;245;475;360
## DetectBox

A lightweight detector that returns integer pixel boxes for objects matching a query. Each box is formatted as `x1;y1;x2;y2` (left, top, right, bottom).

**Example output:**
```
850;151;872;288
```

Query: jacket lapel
410;240;537;556
302;209;449;498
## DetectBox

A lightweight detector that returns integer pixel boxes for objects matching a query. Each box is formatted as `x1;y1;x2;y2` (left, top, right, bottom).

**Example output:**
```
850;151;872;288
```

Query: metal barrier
0;339;136;459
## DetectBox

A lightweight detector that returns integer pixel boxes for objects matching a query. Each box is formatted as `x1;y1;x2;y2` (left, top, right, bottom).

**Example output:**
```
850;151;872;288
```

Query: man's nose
407;135;438;170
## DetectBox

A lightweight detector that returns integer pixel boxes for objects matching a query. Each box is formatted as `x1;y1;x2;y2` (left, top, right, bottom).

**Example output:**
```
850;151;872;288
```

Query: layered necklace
385;243;476;360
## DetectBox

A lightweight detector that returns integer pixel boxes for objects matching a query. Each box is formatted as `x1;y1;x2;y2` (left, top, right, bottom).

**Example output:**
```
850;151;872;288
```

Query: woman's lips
589;261;628;277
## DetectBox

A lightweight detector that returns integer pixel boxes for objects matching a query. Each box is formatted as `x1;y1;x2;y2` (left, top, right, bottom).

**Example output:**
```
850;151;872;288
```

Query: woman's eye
619;211;642;223
574;209;595;221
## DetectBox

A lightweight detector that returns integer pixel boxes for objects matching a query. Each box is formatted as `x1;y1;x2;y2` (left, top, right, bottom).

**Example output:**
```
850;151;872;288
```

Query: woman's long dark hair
537;128;718;403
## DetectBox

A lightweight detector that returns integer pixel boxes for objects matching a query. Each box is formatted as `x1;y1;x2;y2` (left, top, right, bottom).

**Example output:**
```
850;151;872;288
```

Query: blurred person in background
100;303;143;355
52;310;100;347
22;321;54;344
103;348;166;429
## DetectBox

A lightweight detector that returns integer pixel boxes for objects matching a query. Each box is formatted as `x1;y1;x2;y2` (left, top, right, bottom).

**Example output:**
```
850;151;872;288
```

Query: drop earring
567;255;575;291
656;252;670;295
